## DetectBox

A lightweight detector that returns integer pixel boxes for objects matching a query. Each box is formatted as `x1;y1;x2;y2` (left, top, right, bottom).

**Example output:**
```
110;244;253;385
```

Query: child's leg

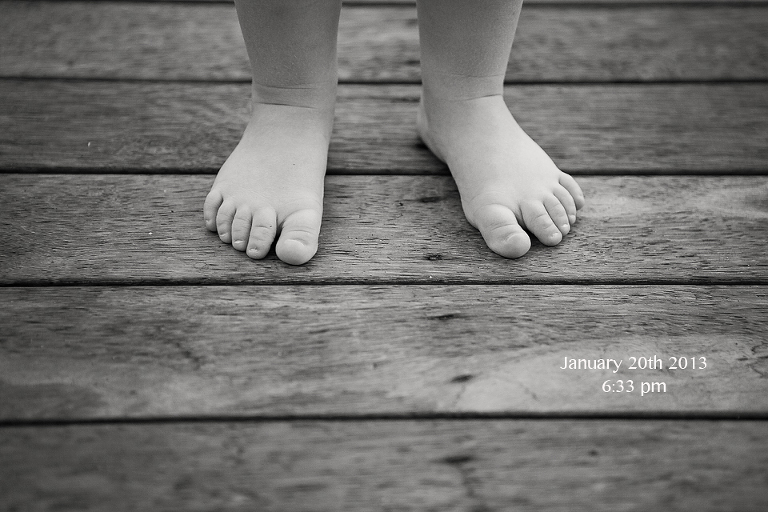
204;0;342;265
417;0;585;258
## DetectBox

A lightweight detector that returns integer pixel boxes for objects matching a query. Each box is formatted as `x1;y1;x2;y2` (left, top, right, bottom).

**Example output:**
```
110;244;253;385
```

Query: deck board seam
14;1;768;7
3;169;768;176
3;412;768;428
3;280;768;287
2;76;768;86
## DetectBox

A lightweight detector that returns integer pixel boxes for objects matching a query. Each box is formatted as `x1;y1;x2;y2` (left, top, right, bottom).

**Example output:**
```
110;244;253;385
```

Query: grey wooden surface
1;285;767;419
1;0;767;509
2;82;767;173
1;175;767;284
2;421;768;512
3;3;767;82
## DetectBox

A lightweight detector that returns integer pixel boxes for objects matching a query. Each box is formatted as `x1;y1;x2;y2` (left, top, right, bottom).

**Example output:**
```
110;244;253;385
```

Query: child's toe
275;208;322;265
246;208;277;260
522;201;562;246
559;173;585;209
553;185;578;225
474;203;531;259
203;189;223;232
544;195;570;236
230;209;252;251
215;200;237;244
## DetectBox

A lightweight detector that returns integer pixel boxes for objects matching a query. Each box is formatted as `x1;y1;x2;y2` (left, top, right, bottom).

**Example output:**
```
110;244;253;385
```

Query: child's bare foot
418;94;585;259
204;101;332;265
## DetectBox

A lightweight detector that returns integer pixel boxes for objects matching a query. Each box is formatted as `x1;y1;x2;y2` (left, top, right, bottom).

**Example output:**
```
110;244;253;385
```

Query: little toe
246;208;277;260
275;208;322;265
559;173;585;210
544;195;570;236
473;203;532;259
553;185;578;225
203;189;223;232
215;200;237;244
230;209;252;252
522;201;562;246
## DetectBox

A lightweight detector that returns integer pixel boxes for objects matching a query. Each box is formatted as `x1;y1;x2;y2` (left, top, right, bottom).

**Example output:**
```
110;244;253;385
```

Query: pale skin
204;0;585;265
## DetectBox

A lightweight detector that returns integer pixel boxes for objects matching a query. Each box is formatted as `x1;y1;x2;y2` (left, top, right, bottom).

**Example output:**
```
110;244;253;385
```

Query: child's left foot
418;94;585;259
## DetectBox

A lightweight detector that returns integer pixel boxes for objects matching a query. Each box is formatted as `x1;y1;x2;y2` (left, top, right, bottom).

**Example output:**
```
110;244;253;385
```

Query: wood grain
1;175;767;285
2;421;767;511
2;81;767;173
2;1;766;509
1;285;767;419
2;3;767;82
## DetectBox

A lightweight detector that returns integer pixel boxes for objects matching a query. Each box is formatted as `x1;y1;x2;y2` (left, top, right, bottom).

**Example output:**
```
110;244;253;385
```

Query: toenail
569;215;576;223
561;224;569;231
234;239;243;244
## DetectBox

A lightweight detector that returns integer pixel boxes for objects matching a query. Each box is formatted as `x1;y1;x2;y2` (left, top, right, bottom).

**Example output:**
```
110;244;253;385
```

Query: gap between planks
41;0;768;5
4;412;768;427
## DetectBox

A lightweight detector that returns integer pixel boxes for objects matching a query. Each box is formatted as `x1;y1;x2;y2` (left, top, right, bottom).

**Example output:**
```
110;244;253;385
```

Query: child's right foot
203;101;332;265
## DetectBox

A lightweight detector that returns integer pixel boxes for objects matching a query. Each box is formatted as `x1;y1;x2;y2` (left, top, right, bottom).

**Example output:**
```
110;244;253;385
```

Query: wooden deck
1;0;767;510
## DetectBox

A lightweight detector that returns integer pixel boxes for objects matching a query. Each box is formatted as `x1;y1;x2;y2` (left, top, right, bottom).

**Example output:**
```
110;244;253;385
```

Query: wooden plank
1;421;767;511
0;173;765;283
2;3;768;82
1;285;767;419
1;175;767;285
1;82;767;173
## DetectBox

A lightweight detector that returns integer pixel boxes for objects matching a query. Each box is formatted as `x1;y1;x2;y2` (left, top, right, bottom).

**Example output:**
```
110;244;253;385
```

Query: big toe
275;208;322;265
474;203;531;259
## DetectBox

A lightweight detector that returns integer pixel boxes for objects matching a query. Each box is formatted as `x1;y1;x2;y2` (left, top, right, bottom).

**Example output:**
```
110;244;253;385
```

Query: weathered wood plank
1;421;767;511
2;3;767;82
2;82;767;173
0;285;766;419
1;175;767;284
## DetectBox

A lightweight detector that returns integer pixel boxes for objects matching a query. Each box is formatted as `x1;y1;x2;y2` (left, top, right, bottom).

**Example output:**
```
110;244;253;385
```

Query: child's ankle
420;69;505;103
251;80;338;110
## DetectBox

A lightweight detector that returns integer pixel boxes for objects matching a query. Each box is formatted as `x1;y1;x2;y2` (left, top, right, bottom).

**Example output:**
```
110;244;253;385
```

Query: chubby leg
416;0;585;258
204;0;342;265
